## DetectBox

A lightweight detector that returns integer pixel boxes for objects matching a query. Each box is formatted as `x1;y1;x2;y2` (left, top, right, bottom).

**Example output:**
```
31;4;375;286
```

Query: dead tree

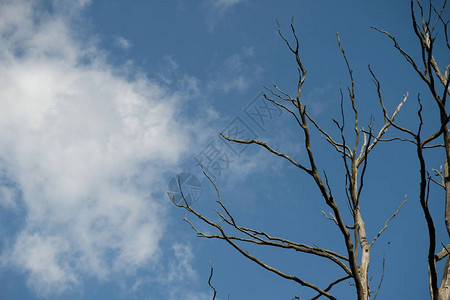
170;1;449;299
372;1;450;299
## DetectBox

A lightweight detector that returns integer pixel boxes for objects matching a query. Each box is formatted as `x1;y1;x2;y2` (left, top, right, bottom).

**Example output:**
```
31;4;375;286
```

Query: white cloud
167;243;197;282
169;290;212;300
11;233;78;296
0;186;17;209
207;48;261;93
128;242;212;300
203;0;245;31
0;0;196;296
214;0;244;9
115;36;132;50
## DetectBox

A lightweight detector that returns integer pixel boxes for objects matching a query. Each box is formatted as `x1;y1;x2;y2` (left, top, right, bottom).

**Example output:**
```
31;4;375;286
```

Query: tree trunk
444;130;450;238
355;208;370;300
439;257;450;300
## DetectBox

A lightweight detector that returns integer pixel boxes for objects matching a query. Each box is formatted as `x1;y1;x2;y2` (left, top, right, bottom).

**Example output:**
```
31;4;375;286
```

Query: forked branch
170;168;344;299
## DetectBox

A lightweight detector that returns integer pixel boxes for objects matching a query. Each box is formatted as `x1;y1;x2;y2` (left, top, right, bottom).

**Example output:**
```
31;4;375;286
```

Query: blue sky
0;0;447;299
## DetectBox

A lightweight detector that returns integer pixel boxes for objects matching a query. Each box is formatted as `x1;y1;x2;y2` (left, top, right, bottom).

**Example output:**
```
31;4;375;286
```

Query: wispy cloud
167;243;197;283
115;36;133;50
0;0;196;297
202;0;245;31
129;242;212;300
207;47;261;93
214;0;245;9
303;83;336;116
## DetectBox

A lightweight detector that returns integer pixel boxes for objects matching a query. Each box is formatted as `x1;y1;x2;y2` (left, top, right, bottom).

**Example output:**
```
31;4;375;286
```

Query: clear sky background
0;0;448;299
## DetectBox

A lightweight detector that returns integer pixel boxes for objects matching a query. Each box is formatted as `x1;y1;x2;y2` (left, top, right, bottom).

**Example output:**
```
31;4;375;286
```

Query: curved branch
221;134;312;174
371;195;408;246
208;260;217;300
310;275;352;300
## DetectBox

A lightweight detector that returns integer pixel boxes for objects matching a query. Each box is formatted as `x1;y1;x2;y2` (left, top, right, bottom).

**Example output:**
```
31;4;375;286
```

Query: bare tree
372;1;450;299
170;1;449;299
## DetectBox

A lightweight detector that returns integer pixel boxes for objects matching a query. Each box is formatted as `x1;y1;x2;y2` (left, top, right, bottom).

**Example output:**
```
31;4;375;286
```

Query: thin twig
309;275;352;300
373;253;386;300
221;134;312;174
371;195;408;246
208;260;217;300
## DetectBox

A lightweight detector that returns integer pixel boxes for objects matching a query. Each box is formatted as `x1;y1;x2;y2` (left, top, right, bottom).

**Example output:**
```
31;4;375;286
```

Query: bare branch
336;33;359;155
194;230;352;276
322;210;338;225
267;83;294;102
360;132;418;146
415;101;440;299
371;26;429;85
323;170;335;206
429;167;446;189
221;134;311;174
277;20;298;54
208;260;217;300
436;244;450;262
263;92;303;128
371;195;408;246
430;167;445;189
431;0;450;50
373;253;386;300
305;111;353;157
195;173;352;273
424;143;445;149
200;165;237;225
177;198;337;298
357;123;373;202
309;275;352;300
236;225;349;262
422;114;450;146
175;165;352;295
368;65;413;146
